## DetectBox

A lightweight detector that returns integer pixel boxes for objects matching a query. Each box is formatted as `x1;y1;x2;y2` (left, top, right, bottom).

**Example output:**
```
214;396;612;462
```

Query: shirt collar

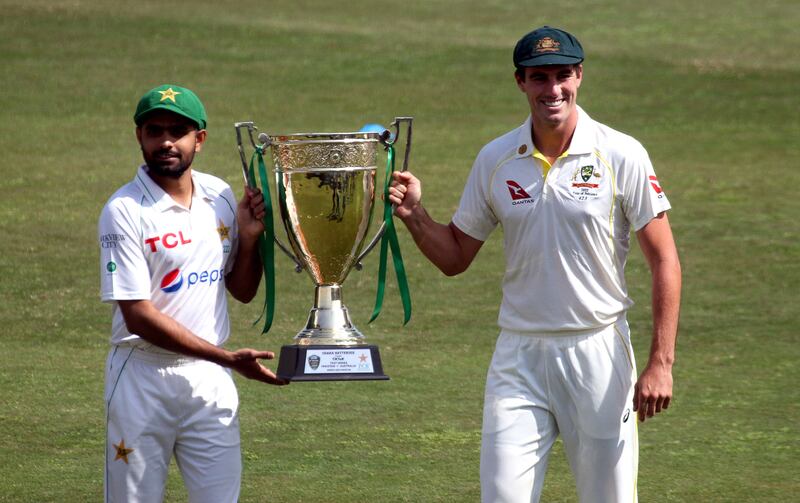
514;115;535;158
191;172;213;201
513;105;594;159
134;165;207;212
567;106;594;155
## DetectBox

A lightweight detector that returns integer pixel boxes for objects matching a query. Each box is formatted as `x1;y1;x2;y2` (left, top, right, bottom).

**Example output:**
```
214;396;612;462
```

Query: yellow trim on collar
532;148;569;178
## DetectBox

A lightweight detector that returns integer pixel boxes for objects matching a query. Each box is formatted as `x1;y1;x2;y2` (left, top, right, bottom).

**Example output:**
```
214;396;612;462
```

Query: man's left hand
633;362;673;422
237;186;266;243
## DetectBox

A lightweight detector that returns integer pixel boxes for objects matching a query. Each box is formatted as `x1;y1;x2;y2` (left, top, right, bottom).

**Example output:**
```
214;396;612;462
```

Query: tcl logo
144;231;192;252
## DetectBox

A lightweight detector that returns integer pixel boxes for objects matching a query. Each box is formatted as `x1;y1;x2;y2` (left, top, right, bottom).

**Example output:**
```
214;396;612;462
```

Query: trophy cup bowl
235;119;413;381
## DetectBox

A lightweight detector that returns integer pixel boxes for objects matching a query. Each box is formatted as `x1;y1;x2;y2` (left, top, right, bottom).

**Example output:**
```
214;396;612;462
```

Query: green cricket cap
134;84;207;130
513;26;584;68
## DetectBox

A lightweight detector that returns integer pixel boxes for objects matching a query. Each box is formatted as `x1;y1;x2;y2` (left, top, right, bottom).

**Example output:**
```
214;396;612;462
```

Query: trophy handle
353;116;413;270
234;122;304;273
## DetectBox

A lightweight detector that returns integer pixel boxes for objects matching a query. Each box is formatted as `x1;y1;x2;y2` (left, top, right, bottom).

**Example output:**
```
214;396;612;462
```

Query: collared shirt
452;106;671;334
98;165;240;347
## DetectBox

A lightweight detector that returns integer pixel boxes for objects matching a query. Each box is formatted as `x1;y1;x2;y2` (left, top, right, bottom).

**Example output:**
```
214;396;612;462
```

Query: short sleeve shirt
98;166;240;347
452;107;671;333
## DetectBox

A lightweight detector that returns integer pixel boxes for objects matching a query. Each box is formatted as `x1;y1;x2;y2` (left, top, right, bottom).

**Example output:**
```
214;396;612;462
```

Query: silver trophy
235;118;413;381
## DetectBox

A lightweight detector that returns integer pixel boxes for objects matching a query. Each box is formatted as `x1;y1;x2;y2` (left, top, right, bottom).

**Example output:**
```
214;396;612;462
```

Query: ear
194;129;207;152
135;126;142;145
514;70;526;91
575;64;583;88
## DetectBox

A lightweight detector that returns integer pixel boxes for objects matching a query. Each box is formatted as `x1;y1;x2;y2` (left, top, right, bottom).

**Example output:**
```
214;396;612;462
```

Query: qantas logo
649;175;665;199
506;180;534;206
506;180;535;206
159;267;224;294
506;180;531;200
649;175;663;194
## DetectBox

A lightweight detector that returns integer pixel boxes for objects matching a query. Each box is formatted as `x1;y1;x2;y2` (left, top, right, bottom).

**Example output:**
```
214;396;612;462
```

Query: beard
142;148;194;179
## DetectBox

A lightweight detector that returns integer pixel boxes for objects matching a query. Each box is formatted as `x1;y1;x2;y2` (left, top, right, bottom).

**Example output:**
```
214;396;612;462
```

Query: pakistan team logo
580;165;595;182
106;261;117;273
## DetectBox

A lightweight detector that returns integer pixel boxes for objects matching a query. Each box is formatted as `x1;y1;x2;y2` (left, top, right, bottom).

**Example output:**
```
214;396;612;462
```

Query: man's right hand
389;171;422;220
227;349;289;386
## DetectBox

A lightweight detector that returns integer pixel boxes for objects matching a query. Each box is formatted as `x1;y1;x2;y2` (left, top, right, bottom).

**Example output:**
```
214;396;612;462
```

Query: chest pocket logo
506;180;531;200
506;180;535;206
569;165;602;200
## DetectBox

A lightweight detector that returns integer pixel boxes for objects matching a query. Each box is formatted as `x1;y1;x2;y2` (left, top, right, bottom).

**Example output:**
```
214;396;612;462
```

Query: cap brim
516;54;584;67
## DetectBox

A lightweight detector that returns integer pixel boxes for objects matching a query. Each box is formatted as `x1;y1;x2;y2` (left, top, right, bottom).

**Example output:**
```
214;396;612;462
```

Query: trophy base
277;344;389;382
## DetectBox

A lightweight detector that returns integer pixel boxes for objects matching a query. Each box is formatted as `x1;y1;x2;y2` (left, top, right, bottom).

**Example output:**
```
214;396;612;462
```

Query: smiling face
515;64;582;131
136;109;206;179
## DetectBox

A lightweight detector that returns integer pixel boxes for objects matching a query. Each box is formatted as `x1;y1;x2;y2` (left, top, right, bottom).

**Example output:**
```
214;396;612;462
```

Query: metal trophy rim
268;134;384;144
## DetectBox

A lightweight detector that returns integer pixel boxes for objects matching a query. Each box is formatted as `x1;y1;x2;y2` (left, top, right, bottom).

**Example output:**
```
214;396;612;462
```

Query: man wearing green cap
99;84;287;502
390;27;681;502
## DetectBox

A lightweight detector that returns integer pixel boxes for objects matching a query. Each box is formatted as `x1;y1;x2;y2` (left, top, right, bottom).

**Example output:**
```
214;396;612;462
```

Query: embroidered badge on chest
217;218;232;254
569;165;602;200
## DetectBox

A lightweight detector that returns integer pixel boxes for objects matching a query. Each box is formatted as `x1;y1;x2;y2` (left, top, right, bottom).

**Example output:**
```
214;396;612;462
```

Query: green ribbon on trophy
247;146;276;334
369;145;412;325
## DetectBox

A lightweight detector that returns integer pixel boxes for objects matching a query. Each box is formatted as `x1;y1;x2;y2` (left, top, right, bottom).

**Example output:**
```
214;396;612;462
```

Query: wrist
210;348;235;368
237;232;260;249
398;202;426;223
647;353;675;368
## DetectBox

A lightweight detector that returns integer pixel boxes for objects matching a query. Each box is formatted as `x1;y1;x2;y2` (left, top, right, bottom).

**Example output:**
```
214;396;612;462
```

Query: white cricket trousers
480;320;638;503
105;346;242;503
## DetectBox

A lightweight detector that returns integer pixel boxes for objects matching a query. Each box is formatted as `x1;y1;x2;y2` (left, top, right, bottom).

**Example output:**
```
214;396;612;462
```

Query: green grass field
1;1;799;501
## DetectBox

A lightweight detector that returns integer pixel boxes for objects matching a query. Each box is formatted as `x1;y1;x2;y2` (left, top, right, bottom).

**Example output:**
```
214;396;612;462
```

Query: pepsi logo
159;267;225;294
160;268;183;293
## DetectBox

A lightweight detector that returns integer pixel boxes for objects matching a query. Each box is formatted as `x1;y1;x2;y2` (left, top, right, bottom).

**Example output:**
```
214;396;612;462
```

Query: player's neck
148;169;194;209
531;123;575;165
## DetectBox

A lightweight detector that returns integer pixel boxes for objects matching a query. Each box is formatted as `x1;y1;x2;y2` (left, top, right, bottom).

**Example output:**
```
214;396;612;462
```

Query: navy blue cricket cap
513;26;584;68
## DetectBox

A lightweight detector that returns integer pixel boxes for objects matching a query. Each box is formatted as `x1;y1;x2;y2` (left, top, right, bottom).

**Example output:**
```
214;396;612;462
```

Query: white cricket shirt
453;106;671;333
98;166;240;347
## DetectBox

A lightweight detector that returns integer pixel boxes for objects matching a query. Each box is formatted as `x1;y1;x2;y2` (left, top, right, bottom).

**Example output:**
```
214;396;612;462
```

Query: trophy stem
294;284;366;346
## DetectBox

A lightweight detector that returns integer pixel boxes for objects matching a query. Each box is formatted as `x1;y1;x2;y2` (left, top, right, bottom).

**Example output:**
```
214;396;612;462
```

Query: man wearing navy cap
390;27;681;502
99;84;287;502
